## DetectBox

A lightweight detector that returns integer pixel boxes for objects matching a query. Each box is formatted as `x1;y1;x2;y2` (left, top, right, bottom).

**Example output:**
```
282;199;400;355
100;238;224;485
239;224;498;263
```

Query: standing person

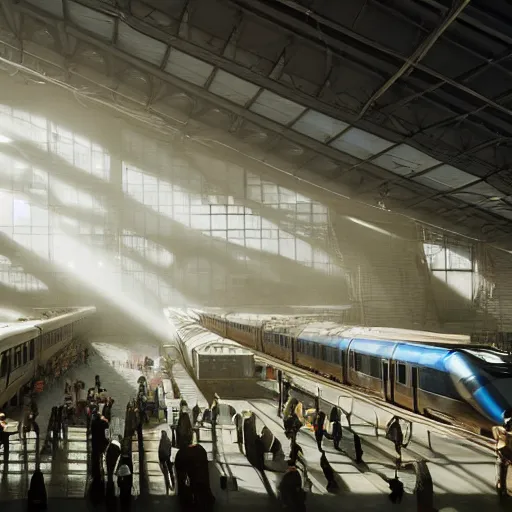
385;417;404;467
314;411;326;452
95;375;101;394
192;402;201;426
105;438;122;484
332;420;342;451
59;405;68;441
51;407;60;445
27;469;47;511
102;398;114;423
0;412;9;461
175;442;215;511
354;433;364;464
493;409;512;494
158;430;175;493
279;460;306;512
117;464;133;510
91;413;109;479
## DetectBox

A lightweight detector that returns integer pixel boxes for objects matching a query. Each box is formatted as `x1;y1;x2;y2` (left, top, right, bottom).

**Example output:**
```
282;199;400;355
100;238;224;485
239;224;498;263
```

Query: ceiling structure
2;0;512;248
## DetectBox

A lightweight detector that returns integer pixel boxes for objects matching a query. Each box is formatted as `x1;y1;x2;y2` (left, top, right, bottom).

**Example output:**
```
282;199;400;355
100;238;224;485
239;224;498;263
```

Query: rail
255;353;496;452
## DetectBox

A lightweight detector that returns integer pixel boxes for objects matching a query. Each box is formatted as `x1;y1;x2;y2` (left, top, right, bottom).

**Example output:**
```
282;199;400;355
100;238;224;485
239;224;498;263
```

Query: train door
412;366;419;413
382;360;392;402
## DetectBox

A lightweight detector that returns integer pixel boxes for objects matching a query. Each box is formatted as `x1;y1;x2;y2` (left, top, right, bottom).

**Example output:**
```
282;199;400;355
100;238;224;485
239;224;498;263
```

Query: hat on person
0;413;5;419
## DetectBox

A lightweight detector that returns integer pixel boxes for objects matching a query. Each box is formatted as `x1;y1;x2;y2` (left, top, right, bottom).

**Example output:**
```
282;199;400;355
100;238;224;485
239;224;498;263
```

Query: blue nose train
196;310;512;433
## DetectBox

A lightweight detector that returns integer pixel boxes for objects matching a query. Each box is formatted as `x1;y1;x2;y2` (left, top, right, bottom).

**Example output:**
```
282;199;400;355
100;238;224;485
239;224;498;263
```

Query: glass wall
423;241;476;300
0;104;338;306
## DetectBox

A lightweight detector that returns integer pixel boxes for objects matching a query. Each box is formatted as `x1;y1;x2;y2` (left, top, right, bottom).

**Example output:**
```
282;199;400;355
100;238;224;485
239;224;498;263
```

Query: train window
0;352;7;378
15;347;22;368
23;344;27;365
419;368;459;399
29;340;34;360
369;357;382;378
354;353;363;372
349;351;355;369
397;363;407;385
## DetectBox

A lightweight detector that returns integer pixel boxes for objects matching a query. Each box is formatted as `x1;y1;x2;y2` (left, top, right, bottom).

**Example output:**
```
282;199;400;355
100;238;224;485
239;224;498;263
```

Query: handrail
255;353;495;451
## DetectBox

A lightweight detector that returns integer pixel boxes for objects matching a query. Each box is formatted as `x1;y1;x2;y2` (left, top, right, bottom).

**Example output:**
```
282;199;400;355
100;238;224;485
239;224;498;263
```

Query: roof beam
356;0;470;119
228;0;512;124
178;0;191;40
1;0;19;35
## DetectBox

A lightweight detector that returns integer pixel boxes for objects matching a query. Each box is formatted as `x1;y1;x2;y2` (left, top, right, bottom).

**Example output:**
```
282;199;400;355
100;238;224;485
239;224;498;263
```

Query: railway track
252;351;495;452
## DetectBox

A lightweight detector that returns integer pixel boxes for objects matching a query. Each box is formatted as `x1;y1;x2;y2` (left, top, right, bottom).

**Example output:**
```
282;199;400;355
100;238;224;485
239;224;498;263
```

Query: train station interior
1;0;512;510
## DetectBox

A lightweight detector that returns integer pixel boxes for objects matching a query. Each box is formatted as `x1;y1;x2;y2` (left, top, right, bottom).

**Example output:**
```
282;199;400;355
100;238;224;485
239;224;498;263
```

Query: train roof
297;323;470;345
0;307;95;347
167;309;253;357
0;323;39;342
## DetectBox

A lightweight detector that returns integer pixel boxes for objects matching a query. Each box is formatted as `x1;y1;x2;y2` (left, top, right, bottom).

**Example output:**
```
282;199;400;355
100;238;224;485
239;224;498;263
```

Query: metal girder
373;1;512;114
228;0;512;124
222;10;244;59
27;0;512;147
357;0;470;119
178;0;191;40
1;0;19;35
416;0;512;47
8;2;512;242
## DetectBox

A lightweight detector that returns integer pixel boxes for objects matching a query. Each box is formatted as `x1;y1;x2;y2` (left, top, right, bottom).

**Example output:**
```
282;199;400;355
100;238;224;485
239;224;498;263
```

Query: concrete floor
0;337;507;511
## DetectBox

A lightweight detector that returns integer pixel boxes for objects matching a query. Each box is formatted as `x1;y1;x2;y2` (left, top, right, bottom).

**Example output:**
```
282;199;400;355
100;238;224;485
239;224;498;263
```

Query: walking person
158;430;175;493
493;409;512;495
117;464;133;510
385;416;404;468
279;460;306;512
314;411;326;452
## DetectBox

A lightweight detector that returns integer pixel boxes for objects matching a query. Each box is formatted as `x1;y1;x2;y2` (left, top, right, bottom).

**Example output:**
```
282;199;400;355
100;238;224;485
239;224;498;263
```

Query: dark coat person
50;407;60;443
329;407;340;423
177;411;193;449
332;421;342;450
158;430;175;492
314;411;326;452
175;443;215;511
279;461;306;512
27;469;47;511
117;464;132;509
91;414;109;478
254;435;266;471
386;417;404;467
354;433;364;464
103;398;114;423
105;439;122;483
192;403;201;426
59;405;68;441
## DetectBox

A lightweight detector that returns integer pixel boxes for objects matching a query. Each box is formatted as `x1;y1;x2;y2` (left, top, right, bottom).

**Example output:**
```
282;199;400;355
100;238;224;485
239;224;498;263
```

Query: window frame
396;363;407;385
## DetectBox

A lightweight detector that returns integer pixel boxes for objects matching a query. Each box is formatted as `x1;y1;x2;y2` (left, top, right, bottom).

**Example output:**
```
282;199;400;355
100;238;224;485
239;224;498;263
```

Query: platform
0;337;505;511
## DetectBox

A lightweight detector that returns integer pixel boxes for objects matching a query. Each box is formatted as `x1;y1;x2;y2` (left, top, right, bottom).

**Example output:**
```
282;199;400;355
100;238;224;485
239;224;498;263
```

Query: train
0;307;96;409
162;308;255;381
195;310;512;433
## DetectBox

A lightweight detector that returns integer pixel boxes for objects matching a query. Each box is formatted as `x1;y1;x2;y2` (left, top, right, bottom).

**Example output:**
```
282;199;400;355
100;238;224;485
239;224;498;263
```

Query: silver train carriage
0;307;96;408
164;309;255;380
195;311;511;433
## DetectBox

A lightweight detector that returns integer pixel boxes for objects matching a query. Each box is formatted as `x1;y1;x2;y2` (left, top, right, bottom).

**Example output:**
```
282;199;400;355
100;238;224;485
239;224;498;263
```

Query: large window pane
424;243;445;269
446;271;473;300
446;245;472;270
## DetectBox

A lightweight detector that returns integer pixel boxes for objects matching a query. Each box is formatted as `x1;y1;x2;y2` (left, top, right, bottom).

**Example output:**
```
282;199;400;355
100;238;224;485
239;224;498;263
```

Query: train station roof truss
2;0;512;247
